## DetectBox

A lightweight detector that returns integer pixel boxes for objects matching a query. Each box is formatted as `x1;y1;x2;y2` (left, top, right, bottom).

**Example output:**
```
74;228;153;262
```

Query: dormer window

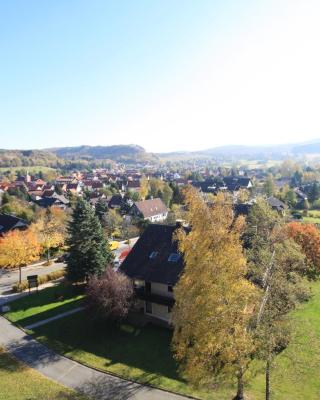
168;253;180;262
149;251;158;259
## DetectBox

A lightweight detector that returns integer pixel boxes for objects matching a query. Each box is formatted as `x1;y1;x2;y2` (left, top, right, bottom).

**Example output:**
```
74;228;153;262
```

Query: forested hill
0;145;157;168
48;144;157;163
0;149;61;168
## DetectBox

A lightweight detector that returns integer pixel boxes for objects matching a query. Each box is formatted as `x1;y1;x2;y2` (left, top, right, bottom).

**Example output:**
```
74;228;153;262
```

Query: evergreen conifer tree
66;198;113;282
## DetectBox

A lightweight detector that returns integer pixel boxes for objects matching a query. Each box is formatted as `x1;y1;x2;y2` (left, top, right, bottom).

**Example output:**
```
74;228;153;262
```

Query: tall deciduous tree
139;176;149;199
172;187;257;400
263;175;276;197
0;229;41;283
161;182;173;206
66;198;113;282
32;207;66;263
246;199;308;400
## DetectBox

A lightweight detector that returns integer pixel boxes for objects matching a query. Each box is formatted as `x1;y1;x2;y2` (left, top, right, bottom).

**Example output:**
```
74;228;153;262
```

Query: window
149;251;158;259
145;301;152;314
168;253;181;262
134;279;144;288
168;285;173;292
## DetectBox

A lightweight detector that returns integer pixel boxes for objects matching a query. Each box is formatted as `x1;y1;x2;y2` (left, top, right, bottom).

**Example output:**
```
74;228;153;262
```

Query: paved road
0;316;189;400
0;261;65;295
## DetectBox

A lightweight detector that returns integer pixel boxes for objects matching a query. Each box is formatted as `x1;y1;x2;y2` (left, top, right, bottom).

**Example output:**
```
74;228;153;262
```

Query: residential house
131;198;168;222
0;213;28;236
34;193;69;209
126;180;141;194
66;183;81;195
121;223;186;325
267;196;287;215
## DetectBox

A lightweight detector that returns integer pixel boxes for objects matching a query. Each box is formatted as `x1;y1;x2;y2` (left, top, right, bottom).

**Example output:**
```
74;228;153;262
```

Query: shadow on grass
4;284;85;326
32;310;182;384
16;298;84;327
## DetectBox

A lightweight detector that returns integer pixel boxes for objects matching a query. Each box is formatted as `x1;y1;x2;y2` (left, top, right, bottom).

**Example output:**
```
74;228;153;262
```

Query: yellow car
109;241;119;251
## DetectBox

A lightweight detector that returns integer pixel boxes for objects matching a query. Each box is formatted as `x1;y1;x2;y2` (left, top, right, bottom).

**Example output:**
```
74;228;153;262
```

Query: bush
86;268;134;322
12;269;65;292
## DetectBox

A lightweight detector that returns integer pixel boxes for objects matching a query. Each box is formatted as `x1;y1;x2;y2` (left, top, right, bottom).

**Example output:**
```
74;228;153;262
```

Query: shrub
12;269;65;292
86;268;134;322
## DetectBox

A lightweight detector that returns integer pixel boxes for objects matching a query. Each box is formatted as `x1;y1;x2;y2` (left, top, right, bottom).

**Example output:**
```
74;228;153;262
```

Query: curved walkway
0;316;189;400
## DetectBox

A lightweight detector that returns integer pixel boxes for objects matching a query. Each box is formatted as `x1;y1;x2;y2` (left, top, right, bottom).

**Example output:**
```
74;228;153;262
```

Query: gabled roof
0;213;28;235
267;196;286;210
120;224;186;285
127;180;141;189
108;194;125;208
35;197;58;208
66;183;79;190
134;198;168;218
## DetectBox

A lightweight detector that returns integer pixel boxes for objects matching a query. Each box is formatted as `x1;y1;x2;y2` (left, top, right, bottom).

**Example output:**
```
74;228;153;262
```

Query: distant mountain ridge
1;140;320;169
158;140;320;159
48;144;157;163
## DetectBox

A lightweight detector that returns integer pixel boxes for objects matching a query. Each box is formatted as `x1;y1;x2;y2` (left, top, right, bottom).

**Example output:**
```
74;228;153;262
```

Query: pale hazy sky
1;0;320;152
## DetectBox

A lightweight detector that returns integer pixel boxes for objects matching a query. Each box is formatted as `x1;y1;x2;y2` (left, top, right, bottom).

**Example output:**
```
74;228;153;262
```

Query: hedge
12;270;65;293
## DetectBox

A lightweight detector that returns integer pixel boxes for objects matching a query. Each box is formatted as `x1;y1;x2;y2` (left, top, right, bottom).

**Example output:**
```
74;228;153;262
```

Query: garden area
3;280;320;400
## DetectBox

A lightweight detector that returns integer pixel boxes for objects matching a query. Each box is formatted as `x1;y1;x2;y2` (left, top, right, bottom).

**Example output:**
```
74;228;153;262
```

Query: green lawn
4;284;84;328
303;210;320;224
291;209;320;225
5;282;320;400
31;314;233;399
0;348;86;400
248;280;320;400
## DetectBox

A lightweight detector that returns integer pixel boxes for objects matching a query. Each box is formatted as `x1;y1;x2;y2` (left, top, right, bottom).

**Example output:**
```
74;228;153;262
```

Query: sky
1;0;320;153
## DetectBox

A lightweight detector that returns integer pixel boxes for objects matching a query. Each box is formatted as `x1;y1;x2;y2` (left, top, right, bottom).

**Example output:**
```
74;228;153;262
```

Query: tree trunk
233;369;245;400
47;248;50;263
266;359;271;400
19;265;22;284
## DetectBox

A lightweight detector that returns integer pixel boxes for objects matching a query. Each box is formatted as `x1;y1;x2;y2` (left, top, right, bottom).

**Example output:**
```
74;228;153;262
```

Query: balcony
135;287;175;307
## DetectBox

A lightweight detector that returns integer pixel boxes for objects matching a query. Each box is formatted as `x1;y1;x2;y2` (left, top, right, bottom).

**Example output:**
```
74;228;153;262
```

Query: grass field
0;348;86;400
303;209;320;224
5;284;84;328
292;209;320;225
4;281;320;400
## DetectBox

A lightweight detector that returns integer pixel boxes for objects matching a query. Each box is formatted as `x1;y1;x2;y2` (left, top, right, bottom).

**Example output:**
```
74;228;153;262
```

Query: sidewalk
0;316;190;400
0;280;60;307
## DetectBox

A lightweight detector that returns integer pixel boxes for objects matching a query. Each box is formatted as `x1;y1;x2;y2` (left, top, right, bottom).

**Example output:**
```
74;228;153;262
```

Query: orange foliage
0;229;41;269
287;222;320;271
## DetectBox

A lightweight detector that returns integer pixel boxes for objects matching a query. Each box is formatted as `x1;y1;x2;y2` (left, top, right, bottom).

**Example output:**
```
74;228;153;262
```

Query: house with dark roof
267;196;287;215
66;183;81;194
193;176;253;194
34;193;69;209
120;223;186;324
131;198;168;222
126;180;141;193
108;194;133;212
0;213;28;236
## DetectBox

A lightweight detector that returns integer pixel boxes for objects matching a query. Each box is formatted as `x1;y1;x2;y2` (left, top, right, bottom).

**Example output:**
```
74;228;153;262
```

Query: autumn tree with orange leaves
0;229;41;283
287;221;320;276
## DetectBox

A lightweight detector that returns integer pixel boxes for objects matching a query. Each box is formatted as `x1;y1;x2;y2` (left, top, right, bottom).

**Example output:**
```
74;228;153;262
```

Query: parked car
56;253;70;263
